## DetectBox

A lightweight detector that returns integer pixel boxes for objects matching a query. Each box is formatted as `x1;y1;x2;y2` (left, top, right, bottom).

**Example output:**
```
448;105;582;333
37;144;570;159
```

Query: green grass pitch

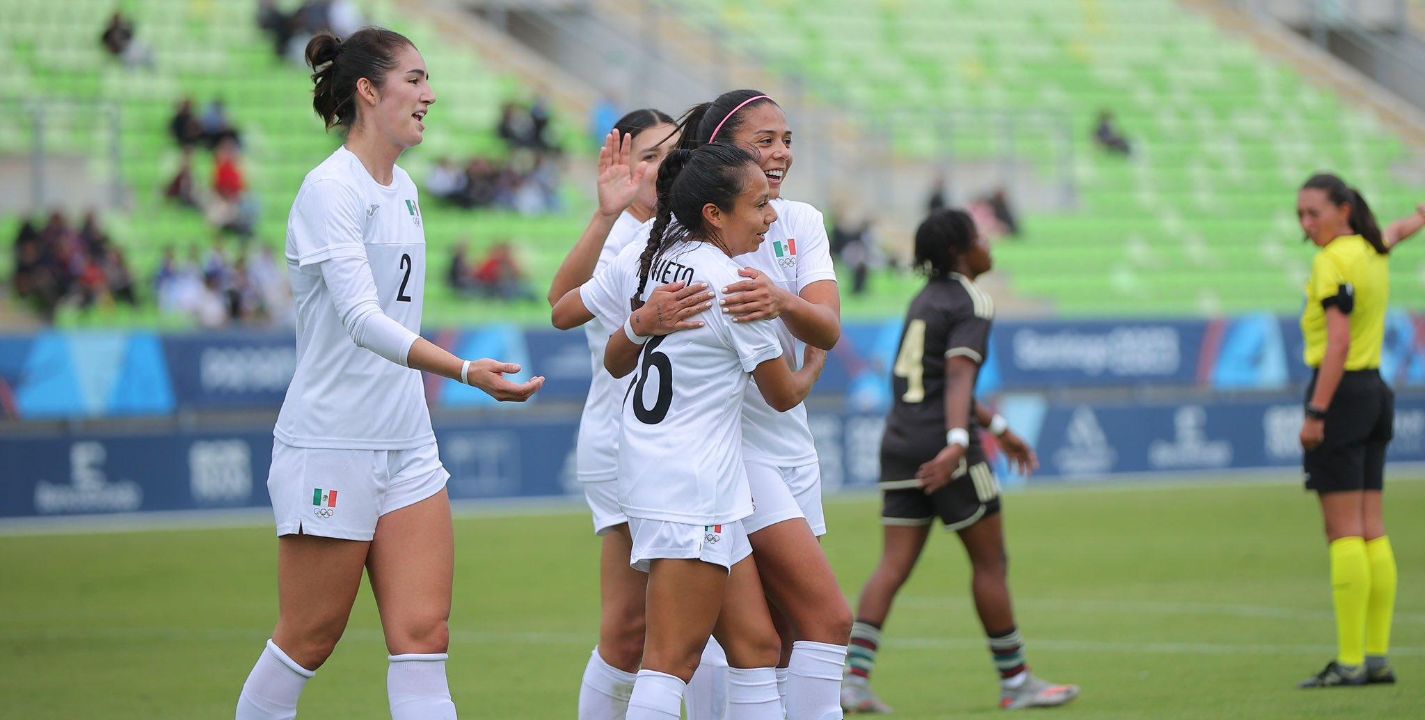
2;477;1422;718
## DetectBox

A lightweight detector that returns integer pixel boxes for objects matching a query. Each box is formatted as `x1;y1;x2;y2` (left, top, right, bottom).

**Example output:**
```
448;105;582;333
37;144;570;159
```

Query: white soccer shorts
742;460;826;537
583;479;628;536
627;518;753;573
267;440;450;541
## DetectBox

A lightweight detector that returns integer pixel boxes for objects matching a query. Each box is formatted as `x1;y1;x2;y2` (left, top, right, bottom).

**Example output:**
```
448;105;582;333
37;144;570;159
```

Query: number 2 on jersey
893;319;927;403
632;335;674;424
397;254;413;302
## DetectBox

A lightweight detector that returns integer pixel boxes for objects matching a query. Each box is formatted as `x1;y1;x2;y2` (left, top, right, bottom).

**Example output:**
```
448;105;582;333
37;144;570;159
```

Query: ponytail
305;27;415;131
672;90;777;149
632;148;695;310
673;102;713;151
1348;189;1387;254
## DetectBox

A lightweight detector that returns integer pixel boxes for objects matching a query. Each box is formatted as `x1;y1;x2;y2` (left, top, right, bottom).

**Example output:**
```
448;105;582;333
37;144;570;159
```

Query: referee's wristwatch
1304;404;1328;421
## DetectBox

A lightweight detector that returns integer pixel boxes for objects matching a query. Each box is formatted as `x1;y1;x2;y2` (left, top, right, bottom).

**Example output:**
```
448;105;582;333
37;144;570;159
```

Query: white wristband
460;360;471;386
987;414;1009;437
946;428;970;448
624;316;651;345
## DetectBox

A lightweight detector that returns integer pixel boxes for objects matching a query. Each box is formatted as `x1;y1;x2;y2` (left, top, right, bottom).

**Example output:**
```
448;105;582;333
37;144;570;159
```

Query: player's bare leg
957;514;1077;710
580;524;647;718
628;558;732;719
367;489;458;718
237;534;369;719
712;555;785;718
751;518;852;717
843;523;931;713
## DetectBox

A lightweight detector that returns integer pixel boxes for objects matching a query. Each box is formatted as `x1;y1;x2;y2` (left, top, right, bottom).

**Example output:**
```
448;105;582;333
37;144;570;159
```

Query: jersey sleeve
707;269;783;372
794;205;838;288
1310;250;1355;314
944;307;992;365
581;245;637;326
289;179;368;268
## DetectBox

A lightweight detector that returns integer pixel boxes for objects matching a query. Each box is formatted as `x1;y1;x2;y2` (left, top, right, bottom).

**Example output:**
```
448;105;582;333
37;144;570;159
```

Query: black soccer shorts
879;445;1002;531
1304;370;1394;494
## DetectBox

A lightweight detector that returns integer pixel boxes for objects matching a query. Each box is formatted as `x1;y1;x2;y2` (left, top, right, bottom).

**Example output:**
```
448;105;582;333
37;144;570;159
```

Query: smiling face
357;43;436;150
632;122;679;214
1297;187;1351;247
726;102;793;199
706;164;778;257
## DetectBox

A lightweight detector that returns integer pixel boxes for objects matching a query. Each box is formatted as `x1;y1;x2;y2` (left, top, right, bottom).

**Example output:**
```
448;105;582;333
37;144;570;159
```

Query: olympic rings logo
314;507;336;519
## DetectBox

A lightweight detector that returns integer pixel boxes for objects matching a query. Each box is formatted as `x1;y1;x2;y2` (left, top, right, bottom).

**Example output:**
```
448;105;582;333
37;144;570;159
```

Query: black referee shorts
879;445;1001;531
1304;369;1394;494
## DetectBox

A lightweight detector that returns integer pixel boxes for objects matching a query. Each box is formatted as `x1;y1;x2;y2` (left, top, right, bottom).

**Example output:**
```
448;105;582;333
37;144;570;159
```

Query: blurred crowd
165;98;259;239
447;241;537;302
8;212;289;328
425;99;565;215
11;212;136;322
257;0;365;62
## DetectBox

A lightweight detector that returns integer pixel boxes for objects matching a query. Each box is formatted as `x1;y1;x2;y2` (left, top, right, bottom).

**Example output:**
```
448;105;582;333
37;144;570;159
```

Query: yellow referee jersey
1301;235;1389;370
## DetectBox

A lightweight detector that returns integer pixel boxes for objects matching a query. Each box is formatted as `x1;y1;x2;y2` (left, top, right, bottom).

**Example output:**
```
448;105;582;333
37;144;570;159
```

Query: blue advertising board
3;395;1422;520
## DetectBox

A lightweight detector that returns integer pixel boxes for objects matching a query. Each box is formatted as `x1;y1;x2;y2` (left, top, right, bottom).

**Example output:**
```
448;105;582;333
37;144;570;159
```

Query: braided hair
630;143;759;310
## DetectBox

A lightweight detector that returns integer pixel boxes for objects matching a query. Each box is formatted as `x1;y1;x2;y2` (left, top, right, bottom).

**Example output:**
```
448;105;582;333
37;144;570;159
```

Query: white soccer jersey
735;198;838;466
274;146;435;450
581;239;783;525
576;211;648;481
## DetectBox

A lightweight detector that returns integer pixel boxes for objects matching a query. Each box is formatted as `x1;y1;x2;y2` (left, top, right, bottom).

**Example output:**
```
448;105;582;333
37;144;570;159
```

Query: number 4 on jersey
893;319;927;403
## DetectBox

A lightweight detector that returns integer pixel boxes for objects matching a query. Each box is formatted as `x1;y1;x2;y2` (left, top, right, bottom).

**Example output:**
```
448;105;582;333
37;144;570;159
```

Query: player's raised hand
466;359;545;402
634;282;715;335
997;431;1040;476
721;267;789;322
596;129;648;218
915;444;967;495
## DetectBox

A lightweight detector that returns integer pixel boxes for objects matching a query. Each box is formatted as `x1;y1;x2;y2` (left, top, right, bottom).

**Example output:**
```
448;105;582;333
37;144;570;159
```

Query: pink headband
708;95;771;142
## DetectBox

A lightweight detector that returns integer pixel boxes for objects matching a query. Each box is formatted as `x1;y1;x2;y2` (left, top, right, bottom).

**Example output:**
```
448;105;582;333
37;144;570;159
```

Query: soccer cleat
1366;664;1397;685
1298;661;1367;688
841;679;893;714
999;674;1080;710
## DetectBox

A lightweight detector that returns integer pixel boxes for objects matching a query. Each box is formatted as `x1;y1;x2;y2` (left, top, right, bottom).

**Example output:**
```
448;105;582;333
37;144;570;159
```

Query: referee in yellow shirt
1295;173;1422;688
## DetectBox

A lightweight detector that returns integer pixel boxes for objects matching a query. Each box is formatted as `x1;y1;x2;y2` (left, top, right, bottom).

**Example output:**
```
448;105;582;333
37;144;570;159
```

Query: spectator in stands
256;0;294;58
987;187;1020;237
100;10;153;70
194;270;230;328
12;219;59;321
968;188;1020;240
201;99;240;149
529;93;556;152
472;242;535;301
426;157;469;207
170;98;204;149
103;247;138;307
497;101;538;150
327;0;365;39
927;172;948;214
447;241;476;295
463;157;502;208
165;150;201;209
1094;110;1132;156
211;139;258;237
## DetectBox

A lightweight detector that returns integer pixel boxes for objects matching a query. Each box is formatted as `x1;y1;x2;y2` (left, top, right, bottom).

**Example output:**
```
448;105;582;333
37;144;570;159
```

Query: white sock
776;666;790;706
627;669;685;719
786;641;847;720
388;653;457;720
580;646;638;720
685;639;728;720
235;639;314;720
727;667;783;719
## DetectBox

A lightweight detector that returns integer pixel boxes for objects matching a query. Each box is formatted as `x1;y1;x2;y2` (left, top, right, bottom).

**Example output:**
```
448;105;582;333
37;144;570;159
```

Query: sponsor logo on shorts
312;488;338;519
703;524;723;544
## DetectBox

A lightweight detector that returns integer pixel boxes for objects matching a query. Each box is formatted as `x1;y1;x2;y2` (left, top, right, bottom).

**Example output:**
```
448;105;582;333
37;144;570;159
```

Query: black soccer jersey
881;273;994;464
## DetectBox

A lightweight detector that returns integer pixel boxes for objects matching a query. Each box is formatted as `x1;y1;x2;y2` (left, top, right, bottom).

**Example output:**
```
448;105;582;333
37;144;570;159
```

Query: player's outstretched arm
722;271;841;350
546;130;648;306
604;282;715;377
1384;204;1425;250
405;339;544;402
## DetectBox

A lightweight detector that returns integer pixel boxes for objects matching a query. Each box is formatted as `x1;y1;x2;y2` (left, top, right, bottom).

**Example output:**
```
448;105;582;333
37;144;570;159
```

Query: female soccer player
840;209;1078;714
560;142;824;718
1294;173;1421;688
544;109;701;718
666;90;851;718
234;29;542;720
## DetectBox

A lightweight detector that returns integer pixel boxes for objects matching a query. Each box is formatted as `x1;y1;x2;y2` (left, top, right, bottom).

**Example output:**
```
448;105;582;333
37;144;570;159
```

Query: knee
805;597;854;645
600;617;646;672
386;611;451;655
722;629;783;669
274;616;347;670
